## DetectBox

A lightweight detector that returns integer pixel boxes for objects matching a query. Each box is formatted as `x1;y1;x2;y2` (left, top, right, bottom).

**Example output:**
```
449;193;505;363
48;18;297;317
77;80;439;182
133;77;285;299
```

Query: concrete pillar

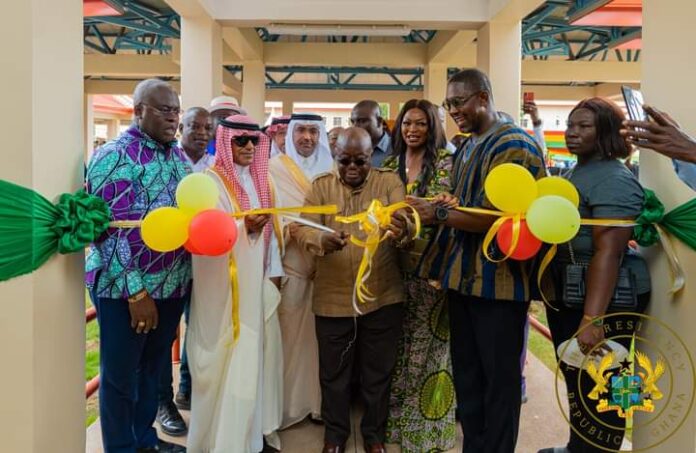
242;60;266;123
389;101;401;120
423;63;448;106
634;1;696;450
282;99;294;116
477;21;522;122
84;94;95;161
424;63;457;139
107;118;120;141
180;14;222;109
0;1;84;452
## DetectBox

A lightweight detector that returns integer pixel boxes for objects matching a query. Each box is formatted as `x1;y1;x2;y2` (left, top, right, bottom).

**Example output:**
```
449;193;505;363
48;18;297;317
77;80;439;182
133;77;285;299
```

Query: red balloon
496;218;542;261
188;210;238;256
184;238;202;255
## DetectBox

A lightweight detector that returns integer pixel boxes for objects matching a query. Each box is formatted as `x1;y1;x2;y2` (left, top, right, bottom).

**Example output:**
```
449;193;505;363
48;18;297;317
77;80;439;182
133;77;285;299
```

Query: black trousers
315;303;404;445
448;292;530;453
547;293;650;453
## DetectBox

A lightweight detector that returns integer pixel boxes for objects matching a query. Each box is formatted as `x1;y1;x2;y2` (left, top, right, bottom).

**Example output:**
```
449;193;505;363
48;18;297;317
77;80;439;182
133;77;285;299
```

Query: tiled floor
86;353;570;452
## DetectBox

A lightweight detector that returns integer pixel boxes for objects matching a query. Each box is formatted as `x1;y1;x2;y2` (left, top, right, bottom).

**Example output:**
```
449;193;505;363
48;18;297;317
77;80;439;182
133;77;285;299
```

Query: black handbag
562;242;639;312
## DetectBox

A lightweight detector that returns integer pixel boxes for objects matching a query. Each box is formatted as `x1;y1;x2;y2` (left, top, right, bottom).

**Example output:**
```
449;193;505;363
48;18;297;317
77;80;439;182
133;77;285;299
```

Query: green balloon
526;195;581;244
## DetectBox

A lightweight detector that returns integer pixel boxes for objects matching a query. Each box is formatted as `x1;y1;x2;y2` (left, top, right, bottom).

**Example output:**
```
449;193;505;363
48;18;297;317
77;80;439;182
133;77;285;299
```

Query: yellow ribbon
536;244;559;311
229;205;338;218
228;256;240;344
335;200;421;314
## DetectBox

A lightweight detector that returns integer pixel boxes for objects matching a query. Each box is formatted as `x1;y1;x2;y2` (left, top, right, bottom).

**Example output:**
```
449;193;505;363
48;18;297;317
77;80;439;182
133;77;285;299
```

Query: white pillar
389;101;401;121
282;99;294;116
180;14;222;109
634;1;696;450
423;63;448;106
424;63;458;139
477;21;522;122
0;1;84;452
107;118;120;141
242;60;266;123
84;94;95;160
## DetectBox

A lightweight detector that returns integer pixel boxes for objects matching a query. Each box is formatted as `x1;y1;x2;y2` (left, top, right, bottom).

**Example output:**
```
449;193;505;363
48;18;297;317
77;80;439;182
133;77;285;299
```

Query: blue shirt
673;159;696;191
371;132;391;167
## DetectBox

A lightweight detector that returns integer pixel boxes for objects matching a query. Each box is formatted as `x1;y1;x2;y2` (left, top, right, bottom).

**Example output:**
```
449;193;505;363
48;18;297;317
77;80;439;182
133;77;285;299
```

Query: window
333;117;343;127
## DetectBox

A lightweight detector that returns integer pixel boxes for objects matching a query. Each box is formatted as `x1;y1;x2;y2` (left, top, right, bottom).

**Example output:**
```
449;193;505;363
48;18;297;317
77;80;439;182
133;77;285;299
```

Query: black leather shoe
137;439;186;452
537;447;570;453
156;401;188;437
174;391;191;411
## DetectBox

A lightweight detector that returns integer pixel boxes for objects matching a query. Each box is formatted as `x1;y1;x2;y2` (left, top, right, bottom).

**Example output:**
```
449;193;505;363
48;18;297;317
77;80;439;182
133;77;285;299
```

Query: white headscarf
284;113;333;179
267;115;291;158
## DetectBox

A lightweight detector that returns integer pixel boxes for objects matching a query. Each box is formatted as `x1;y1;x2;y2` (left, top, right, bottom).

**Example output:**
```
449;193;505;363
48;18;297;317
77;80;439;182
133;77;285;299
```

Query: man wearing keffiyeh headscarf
267;113;333;429
266;115;291;157
186;114;284;453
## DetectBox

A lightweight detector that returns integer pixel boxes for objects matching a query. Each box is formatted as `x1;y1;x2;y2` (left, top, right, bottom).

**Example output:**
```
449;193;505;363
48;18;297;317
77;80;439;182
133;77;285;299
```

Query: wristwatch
434;206;449;224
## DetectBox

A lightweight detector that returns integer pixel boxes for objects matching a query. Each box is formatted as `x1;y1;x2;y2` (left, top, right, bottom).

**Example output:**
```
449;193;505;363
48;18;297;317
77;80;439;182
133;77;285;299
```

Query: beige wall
0;1;85;452
635;0;696;450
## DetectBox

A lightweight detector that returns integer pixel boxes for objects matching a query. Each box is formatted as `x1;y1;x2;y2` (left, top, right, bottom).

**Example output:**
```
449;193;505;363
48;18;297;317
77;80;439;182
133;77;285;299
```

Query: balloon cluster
484;163;581;260
141;174;238;255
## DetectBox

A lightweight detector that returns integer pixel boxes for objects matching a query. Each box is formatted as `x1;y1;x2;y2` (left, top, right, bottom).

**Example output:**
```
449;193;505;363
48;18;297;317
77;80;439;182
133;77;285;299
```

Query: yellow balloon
536;176;580;208
176;173;219;215
526;195;581;244
141;207;189;252
484;163;538;213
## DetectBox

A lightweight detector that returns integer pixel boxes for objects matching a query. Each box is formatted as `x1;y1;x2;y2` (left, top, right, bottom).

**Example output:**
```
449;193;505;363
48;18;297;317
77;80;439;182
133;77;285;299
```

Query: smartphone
621;86;647;123
523;92;535;104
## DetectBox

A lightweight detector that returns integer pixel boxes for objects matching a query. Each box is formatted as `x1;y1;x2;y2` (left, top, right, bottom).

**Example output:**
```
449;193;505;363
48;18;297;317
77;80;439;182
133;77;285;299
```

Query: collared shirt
233;164;283;278
295;169;406;317
85;125;192;300
418;121;546;302
184;151;215;173
673;159;696;191
371;131;391;167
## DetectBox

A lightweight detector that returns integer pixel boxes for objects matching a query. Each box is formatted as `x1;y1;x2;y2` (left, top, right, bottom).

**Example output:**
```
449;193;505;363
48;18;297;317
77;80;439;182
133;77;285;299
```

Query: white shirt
296;151;327;179
234;164;284;278
184;152;215;173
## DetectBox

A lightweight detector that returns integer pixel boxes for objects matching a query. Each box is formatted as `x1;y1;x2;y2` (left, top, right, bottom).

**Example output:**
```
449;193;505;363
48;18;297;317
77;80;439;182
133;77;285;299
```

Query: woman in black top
540;98;651;453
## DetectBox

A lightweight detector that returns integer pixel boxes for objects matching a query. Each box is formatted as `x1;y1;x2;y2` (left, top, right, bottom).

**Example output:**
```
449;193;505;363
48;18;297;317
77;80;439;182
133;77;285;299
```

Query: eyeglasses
442;91;482;111
232;135;259;147
337;157;369;167
142;103;181;116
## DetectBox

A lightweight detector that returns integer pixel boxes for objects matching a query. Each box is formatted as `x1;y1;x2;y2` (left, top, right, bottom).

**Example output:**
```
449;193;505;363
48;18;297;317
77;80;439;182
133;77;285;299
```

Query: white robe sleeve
266;231;284;278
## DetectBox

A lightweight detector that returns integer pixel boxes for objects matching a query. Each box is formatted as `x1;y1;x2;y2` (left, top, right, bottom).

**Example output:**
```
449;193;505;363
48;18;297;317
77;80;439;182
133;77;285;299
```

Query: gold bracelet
128;290;147;304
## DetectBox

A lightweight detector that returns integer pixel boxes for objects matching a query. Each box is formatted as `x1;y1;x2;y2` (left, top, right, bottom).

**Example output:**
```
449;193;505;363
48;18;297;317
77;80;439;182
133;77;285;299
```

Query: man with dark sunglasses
294;127;412;453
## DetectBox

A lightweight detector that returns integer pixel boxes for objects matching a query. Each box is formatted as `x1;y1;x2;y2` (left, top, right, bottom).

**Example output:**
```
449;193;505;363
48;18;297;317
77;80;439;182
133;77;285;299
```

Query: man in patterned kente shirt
86;79;190;453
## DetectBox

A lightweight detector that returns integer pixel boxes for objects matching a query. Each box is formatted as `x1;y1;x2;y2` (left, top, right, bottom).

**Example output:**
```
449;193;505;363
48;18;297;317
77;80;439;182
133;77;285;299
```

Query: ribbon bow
336;200;420;314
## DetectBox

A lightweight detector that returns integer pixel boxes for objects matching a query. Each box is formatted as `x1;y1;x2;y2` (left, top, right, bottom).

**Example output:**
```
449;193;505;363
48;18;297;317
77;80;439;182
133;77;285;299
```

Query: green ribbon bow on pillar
632;189;696;293
0;179;111;282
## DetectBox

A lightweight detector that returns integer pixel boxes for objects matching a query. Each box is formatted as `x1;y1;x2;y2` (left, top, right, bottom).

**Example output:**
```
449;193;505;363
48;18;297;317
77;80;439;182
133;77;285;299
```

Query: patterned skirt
386;277;456;453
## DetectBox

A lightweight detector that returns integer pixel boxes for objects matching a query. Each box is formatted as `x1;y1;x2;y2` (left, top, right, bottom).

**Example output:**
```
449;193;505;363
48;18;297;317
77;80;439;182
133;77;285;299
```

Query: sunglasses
442;91;482;111
337;157;369;167
232;135;259;147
